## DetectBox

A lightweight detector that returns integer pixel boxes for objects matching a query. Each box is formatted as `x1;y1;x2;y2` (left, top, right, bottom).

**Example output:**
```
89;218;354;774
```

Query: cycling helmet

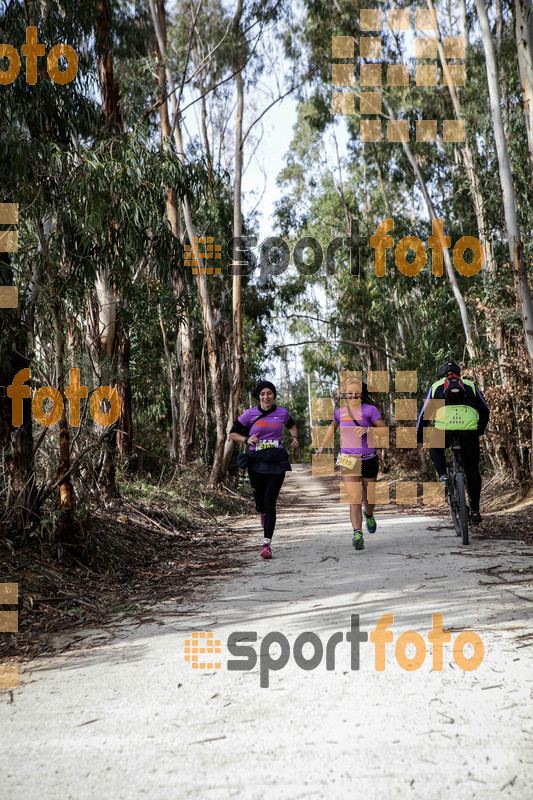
437;361;461;379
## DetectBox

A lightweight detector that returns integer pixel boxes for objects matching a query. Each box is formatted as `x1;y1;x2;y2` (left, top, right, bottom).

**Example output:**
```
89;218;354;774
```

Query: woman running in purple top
229;380;298;559
316;378;387;551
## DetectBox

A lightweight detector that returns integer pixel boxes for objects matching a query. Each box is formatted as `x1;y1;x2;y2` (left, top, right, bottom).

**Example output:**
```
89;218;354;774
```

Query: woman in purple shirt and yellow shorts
229;381;298;559
316;378;387;551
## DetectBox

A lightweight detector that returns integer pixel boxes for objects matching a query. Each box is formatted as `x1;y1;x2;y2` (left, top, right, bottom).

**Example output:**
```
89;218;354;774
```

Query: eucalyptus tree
0;0;101;536
475;0;533;467
149;0;232;484
273;0;532;480
148;0;292;482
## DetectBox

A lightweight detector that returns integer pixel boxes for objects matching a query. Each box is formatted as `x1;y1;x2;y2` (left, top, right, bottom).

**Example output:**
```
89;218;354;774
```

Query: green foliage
269;0;532;478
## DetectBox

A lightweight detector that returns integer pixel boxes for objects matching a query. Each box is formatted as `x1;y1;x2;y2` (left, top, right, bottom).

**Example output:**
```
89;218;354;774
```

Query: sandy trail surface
3;464;533;799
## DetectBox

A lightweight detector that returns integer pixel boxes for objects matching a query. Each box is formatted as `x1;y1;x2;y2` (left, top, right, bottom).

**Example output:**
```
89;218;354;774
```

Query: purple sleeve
333;409;340;424
370;405;381;423
238;408;253;426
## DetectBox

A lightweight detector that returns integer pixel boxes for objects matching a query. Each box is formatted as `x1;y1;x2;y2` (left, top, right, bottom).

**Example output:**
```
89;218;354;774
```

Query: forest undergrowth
0;464;255;663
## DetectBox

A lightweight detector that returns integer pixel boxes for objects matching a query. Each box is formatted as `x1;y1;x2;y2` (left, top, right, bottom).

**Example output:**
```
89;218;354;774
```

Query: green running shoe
363;510;377;534
352;531;365;551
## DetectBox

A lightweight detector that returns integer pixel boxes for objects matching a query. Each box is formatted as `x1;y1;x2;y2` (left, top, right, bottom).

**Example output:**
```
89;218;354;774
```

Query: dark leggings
247;468;285;539
430;431;482;511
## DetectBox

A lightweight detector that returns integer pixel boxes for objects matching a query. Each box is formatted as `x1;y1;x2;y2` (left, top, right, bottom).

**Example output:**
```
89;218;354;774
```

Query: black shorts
340;454;379;479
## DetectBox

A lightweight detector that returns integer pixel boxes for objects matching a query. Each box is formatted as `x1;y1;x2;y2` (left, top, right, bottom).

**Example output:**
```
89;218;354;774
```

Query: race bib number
336;453;357;469
257;439;279;451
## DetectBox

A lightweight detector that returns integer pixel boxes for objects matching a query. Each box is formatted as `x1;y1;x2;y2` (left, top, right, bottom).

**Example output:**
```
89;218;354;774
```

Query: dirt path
3;464;533;799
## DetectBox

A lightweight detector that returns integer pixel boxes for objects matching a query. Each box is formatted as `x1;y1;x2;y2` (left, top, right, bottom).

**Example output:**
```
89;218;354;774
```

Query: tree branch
267;339;400;359
241;80;305;149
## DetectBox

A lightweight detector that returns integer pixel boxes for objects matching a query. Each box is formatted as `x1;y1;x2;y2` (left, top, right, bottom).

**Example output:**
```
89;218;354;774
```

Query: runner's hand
248;434;259;445
315;446;324;455
290;436;299;448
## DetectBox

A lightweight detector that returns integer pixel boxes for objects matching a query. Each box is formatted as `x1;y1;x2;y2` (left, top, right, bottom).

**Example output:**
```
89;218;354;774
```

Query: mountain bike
446;435;469;545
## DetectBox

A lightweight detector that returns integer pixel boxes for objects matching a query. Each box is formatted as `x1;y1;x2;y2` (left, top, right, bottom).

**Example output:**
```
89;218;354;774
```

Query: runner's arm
288;424;299;448
230;431;250;444
315;420;339;454
229;418;259;445
366;416;387;449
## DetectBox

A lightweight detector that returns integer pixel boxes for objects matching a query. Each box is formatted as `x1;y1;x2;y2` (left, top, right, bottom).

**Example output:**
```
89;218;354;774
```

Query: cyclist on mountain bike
416;362;490;524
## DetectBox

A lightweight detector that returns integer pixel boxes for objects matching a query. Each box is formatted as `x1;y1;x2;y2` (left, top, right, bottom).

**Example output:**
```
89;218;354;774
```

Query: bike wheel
455;471;469;545
449;475;462;536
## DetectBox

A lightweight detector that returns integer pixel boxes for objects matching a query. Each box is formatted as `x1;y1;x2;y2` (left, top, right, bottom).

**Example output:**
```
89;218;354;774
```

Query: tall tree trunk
155;27;198;464
95;0;121;134
173;269;198;464
94;0;129;481
222;43;245;476
371;143;392;217
45;243;75;543
201;93;213;190
150;0;226;485
94;267;116;359
495;0;510;135
514;0;533;183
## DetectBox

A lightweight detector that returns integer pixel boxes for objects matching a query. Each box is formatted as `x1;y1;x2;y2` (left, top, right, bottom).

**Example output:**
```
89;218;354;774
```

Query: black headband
252;380;277;399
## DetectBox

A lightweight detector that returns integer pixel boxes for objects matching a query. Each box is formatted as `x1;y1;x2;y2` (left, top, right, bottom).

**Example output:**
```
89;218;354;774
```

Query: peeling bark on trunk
94;268;116;359
495;0;510;135
163;174;197;465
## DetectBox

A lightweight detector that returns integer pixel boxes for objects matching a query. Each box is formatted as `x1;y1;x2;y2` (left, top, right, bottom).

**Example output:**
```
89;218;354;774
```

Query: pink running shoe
260;543;272;559
260;514;266;528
